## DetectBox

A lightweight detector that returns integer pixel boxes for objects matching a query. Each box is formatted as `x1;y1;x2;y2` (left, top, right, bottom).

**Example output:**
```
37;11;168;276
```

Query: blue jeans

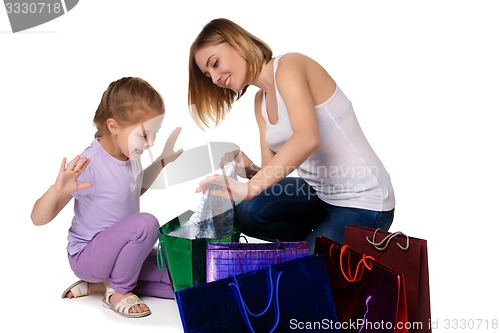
235;177;395;253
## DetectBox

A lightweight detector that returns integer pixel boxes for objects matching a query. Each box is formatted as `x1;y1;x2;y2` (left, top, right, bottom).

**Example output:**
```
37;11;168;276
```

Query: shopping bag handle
359;295;373;332
365;228;409;251
229;267;283;333
156;239;167;271
334;244;374;283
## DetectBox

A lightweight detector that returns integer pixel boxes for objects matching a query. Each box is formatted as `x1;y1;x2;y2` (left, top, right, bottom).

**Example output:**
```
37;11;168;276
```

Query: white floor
59;293;184;332
49;235;269;333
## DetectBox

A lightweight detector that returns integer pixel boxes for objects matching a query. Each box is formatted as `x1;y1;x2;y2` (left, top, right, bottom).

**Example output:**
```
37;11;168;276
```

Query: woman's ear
106;118;119;136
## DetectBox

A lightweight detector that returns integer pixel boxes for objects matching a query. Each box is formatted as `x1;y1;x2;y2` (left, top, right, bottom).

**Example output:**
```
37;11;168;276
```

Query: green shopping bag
157;210;240;292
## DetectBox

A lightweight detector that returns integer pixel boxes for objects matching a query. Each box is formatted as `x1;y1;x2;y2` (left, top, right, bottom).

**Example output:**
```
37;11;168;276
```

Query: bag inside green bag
157;210;240;291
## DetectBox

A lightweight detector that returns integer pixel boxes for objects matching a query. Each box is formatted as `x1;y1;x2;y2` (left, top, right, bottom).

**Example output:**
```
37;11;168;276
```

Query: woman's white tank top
261;55;395;211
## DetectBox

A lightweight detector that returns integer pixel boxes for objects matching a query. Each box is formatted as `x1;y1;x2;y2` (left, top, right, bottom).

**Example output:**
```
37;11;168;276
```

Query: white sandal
61;280;88;299
102;286;151;318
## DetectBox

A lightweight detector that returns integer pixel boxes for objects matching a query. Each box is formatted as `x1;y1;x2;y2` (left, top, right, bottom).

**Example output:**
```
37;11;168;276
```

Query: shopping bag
344;225;432;333
314;236;408;333
206;241;309;282
156;210;240;292
175;255;340;333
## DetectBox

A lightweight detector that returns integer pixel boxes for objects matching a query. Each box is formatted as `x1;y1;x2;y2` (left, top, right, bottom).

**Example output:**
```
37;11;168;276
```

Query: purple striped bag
206;241;309;282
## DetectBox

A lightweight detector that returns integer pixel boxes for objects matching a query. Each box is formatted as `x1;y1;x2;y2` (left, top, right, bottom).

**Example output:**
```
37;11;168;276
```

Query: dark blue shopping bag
175;254;340;333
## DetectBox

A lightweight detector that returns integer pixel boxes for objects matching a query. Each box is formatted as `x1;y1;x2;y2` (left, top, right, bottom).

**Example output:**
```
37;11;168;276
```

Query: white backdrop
1;0;499;332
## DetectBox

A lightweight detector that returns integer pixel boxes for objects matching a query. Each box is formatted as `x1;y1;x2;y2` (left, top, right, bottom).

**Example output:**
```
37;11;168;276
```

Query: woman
189;18;395;252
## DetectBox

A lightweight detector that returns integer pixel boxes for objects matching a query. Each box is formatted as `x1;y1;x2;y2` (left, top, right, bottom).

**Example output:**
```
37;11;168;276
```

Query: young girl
31;77;183;318
189;18;395;253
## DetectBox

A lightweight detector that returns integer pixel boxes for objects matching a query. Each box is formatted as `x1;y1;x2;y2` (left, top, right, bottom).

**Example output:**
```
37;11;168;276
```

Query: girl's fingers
67;155;81;170
168;127;182;142
73;157;88;173
59;157;67;173
77;181;93;191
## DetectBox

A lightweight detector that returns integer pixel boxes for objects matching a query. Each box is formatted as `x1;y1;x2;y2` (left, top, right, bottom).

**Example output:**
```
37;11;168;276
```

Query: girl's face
194;42;247;92
116;113;164;161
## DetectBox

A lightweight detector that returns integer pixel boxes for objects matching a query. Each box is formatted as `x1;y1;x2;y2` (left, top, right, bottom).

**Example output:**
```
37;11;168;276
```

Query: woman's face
194;42;247;93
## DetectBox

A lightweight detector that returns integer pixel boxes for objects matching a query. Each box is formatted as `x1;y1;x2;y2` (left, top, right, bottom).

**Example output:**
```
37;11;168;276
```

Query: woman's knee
235;200;264;236
234;200;258;223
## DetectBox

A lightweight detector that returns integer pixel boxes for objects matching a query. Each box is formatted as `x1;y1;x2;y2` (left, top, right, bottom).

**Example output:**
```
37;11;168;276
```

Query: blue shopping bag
175;254;340;333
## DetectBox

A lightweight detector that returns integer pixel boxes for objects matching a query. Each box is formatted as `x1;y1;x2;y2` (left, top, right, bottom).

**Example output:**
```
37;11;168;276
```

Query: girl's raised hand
161;127;183;165
54;155;93;194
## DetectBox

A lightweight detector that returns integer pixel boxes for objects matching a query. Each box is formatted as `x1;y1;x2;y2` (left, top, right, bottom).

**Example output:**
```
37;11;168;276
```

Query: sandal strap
62;280;89;298
104;286;116;303
115;295;145;314
71;282;88;298
105;287;147;315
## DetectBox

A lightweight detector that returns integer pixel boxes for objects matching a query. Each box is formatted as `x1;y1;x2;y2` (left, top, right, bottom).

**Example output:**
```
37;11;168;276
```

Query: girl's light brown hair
188;18;272;128
93;77;165;138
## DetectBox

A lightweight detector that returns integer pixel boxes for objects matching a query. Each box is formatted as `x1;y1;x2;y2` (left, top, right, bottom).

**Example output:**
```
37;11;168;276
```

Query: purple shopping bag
206;241;309;282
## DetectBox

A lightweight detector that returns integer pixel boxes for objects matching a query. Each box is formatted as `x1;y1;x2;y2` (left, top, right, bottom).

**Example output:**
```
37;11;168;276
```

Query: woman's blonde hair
188;18;272;128
93;77;165;138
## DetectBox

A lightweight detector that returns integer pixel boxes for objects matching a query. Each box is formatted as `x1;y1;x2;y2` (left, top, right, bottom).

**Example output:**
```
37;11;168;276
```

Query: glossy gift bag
156;210;240;291
344;226;432;333
314;236;408;333
175;255;340;333
206;240;309;282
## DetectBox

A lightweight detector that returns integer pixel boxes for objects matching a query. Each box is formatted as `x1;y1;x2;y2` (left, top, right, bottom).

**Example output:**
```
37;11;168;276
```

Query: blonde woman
189;18;395;252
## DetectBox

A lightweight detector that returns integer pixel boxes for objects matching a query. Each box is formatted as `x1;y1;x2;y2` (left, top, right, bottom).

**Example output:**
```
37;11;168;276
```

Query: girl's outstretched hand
161;127;183;165
196;174;249;203
31;155;92;226
54;155;93;194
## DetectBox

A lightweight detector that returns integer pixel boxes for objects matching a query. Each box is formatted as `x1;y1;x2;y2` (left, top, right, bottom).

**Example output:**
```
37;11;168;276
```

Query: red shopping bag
344;226;431;333
314;236;408;333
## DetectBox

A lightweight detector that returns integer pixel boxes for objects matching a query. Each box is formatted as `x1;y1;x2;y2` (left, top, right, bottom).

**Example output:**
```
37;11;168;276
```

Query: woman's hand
54;155;93;194
220;150;259;179
160;127;183;166
196;174;250;203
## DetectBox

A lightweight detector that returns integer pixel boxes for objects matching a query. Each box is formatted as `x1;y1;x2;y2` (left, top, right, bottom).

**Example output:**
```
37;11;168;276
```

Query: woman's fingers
196;174;223;193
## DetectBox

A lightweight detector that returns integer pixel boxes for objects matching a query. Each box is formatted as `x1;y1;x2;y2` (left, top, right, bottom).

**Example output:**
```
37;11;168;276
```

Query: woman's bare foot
65;282;106;298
